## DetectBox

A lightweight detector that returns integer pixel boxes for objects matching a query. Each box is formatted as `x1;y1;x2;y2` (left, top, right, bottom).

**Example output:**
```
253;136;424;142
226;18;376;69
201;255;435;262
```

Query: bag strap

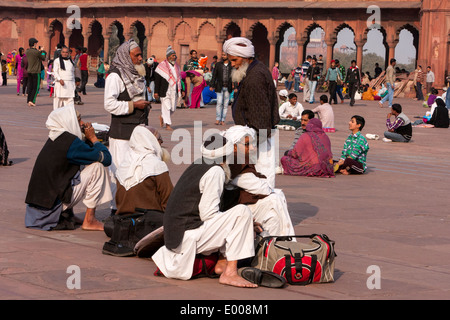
284;254;317;286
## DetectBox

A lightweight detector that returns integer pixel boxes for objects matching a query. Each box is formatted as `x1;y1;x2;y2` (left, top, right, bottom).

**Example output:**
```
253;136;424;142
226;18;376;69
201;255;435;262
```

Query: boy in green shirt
335;115;369;175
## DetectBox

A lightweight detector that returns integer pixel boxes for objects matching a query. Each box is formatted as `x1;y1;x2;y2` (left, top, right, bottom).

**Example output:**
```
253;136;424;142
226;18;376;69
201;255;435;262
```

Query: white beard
161;147;171;164
221;162;232;184
231;61;249;83
134;63;146;77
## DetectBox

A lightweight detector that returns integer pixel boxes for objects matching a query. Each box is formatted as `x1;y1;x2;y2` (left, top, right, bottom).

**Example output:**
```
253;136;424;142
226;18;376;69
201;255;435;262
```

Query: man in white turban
104;39;151;214
25;104;113;231
223;37;280;188
152;133;258;288
222;125;295;237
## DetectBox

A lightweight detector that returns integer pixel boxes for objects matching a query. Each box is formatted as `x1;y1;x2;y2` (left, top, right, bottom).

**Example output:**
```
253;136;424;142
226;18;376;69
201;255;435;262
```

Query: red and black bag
251;234;336;285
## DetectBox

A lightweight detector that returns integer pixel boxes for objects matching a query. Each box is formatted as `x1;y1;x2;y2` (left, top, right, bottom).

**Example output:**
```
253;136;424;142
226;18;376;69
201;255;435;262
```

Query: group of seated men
24;104;296;288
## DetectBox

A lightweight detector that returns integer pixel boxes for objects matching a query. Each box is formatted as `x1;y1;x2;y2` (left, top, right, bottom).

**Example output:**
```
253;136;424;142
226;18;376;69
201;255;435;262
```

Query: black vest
163;160;221;250
108;67;148;140
25;132;79;209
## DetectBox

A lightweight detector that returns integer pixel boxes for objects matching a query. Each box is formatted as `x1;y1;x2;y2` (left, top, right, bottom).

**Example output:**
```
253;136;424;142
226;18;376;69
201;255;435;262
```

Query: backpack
102;209;164;257
251;234;336;286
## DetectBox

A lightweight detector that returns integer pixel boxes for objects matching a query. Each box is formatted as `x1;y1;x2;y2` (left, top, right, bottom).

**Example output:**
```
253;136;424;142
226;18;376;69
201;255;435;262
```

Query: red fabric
79;54;88;71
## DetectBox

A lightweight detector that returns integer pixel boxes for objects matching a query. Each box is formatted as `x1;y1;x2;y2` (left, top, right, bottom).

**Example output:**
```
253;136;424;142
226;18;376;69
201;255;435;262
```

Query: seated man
152;133;258;288
285;109;315;154
25;104;113;231
278;89;288;106
383;103;412;142
222;125;295;237
114;125;173;215
335;115;369;175
427;98;449;128
280;118;334;177
278;93;304;129
311;95;335;132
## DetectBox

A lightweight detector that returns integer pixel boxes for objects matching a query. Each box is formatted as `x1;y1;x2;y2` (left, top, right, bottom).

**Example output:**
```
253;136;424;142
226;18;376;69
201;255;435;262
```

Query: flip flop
239;267;286;288
134;226;164;258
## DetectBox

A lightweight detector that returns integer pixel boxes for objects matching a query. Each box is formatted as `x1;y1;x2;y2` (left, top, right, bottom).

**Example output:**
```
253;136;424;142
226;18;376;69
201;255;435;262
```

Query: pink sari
187;70;206;108
281;118;334;177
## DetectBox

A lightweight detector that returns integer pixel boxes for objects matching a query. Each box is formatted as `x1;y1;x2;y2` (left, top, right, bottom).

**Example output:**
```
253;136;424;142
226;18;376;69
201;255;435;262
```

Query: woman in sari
280;118;334;177
186;70;206;108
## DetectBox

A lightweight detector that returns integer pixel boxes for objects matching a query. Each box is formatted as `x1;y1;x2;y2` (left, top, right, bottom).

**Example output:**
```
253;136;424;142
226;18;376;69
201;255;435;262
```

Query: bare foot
214;256;227;275
159;115;164;128
81;208;104;231
340;169;350;175
219;272;258;288
165;125;173;131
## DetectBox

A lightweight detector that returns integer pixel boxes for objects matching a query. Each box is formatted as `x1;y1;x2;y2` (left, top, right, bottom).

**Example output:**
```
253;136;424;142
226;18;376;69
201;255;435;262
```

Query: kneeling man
25;104;113;231
152;133;257;288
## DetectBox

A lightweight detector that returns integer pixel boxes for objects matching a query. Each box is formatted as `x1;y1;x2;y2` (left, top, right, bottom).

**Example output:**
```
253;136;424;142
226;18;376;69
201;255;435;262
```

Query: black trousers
348;82;358;106
328;81;337;104
80;70;88;94
27;73;40;103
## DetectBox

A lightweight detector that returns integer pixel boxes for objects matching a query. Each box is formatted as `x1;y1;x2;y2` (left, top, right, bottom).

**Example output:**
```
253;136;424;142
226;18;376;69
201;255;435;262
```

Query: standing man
52;46;76;110
426;66;435;94
301;55;312;102
154;46;182;131
104;39;150;212
210;51;233;125
293;64;302;92
223;37;280;188
306;57;321;104
379;58;396;108
325;60;339;105
413;65;425;101
345;60;361;107
77;47;89;95
25;38;46;107
144;56;158;102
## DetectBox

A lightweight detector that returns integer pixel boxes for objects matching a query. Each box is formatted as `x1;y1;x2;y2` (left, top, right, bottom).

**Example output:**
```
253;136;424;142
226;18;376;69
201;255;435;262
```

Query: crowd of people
0;34;449;288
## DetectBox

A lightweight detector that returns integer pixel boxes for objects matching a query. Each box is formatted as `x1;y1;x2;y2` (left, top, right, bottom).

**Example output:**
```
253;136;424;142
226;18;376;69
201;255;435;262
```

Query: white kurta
255;132;278;189
152;166;255;280
104;73;145;209
53;58;76;110
160;63;178;126
279;101;304;119
229;172;295;237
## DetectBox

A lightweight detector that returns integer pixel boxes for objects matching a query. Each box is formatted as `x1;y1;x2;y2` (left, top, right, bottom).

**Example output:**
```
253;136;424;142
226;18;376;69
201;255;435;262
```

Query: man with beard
52;46;76;110
104;39;150;213
154;46;182;131
222;125;295;237
25;104;113;231
152;133;258;288
223;37;280;188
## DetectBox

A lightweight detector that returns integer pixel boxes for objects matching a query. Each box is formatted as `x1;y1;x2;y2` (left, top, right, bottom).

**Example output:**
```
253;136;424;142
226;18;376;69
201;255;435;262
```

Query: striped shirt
340;131;369;171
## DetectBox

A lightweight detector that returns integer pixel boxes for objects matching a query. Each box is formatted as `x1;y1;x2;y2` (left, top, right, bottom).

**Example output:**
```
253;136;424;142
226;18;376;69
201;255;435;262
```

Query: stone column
296;38;306;67
325;38;335;69
355;40;364;69
268;35;276;69
216;34;225;57
103;33;110;63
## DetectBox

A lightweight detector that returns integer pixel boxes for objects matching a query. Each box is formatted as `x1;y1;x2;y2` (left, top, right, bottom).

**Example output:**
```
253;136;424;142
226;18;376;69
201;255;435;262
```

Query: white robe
228;172;295;237
104;73;145;209
53;58;75;109
152;166;255;280
160;63;178;126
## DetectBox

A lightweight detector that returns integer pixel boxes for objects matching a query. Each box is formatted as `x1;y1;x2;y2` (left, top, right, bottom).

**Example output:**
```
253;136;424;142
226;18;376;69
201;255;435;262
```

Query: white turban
222;125;256;145
201;133;234;161
222;37;255;58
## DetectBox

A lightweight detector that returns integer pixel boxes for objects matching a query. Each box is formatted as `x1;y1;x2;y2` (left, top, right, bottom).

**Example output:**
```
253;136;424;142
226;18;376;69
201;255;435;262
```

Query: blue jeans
294;77;300;92
309;80;317;103
215;88;230;122
384;131;409;142
381;83;394;106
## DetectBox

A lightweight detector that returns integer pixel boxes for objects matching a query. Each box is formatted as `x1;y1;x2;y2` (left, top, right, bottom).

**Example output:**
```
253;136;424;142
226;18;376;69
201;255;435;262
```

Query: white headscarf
46;103;83;141
222;37;255;59
222;125;256;145
116;125;169;191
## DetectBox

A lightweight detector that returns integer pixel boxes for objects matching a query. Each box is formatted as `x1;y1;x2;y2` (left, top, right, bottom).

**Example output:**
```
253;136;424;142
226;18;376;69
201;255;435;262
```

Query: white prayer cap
129;39;139;51
222;125;256;145
222;37;255;59
278;89;289;97
201;133;234;161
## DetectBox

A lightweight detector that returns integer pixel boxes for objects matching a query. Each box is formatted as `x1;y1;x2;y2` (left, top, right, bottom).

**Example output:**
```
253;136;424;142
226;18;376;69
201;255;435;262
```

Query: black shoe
239;267;286;288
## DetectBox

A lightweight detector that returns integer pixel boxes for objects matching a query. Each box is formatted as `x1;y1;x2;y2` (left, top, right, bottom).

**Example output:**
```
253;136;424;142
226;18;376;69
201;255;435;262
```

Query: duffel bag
102;209;164;257
251;234;336;285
